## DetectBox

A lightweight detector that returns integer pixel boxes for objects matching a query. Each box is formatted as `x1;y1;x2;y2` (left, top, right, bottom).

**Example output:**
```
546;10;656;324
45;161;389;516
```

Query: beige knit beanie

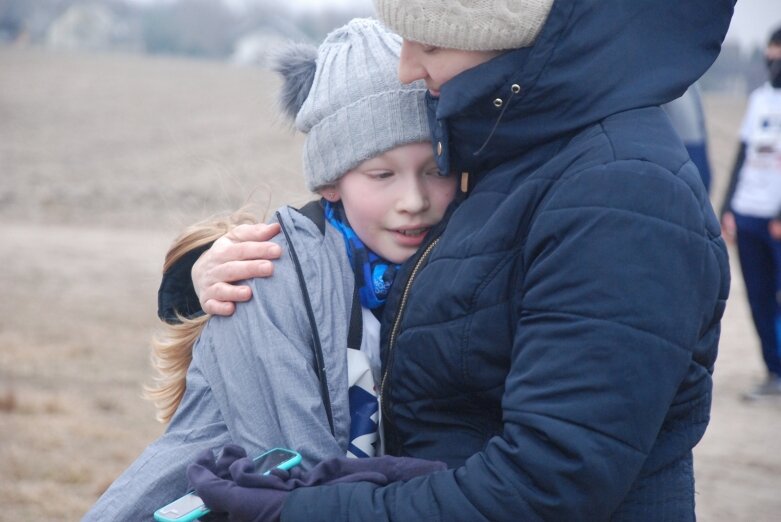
374;0;554;51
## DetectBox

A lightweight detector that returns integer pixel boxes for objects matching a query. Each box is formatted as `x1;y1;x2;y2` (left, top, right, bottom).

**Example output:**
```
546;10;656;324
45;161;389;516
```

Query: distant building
46;2;143;53
231;17;311;68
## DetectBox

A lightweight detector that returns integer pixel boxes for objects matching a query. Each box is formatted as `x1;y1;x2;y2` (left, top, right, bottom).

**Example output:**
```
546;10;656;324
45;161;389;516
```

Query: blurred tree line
0;0;371;59
0;0;767;94
701;41;769;95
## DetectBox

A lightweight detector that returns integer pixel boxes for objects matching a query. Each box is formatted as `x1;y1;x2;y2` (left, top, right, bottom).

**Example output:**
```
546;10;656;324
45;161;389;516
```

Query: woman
183;1;732;520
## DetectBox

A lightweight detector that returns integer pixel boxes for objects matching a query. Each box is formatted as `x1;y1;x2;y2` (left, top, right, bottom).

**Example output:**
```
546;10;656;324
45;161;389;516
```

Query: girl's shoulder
230;204;353;329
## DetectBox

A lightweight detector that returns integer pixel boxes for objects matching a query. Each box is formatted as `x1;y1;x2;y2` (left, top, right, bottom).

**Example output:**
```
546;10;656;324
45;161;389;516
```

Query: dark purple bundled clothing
187;444;446;521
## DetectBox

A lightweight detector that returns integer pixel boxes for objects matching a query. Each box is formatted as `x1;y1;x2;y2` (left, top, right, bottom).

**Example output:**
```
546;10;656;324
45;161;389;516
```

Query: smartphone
153;448;302;522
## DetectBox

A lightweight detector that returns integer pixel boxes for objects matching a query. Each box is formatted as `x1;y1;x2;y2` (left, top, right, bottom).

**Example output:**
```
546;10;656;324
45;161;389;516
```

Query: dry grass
0;46;779;521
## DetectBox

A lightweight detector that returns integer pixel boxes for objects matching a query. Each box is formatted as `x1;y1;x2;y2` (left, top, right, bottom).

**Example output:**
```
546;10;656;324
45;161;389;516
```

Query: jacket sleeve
193;245;345;469
718;141;746;217
83;363;232;521
157;242;211;323
281;161;728;521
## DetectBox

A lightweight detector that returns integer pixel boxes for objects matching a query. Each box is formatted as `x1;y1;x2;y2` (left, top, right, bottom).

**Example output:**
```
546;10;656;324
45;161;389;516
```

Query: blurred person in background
721;26;781;400
663;83;713;193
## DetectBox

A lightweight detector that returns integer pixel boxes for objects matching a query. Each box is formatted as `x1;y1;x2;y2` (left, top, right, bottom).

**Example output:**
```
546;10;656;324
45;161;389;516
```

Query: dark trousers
735;213;781;377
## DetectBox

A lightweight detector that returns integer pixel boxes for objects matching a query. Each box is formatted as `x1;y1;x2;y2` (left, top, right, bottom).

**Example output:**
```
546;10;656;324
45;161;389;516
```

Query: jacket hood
430;0;736;175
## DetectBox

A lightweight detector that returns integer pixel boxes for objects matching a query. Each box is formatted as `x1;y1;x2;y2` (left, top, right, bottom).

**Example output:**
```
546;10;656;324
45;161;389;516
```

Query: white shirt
344;307;382;458
359;307;382;384
731;83;781;218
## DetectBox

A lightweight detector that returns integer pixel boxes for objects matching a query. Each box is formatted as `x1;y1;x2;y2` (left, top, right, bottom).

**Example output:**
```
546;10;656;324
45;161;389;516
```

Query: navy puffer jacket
284;0;733;520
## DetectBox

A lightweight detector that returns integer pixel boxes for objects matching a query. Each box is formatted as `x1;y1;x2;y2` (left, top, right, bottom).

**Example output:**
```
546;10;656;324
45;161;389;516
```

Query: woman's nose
398;40;426;84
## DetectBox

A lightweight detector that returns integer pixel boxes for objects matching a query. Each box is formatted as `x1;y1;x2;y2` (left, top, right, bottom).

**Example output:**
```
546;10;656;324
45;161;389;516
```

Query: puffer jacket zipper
378;190;466;445
379;236;441;426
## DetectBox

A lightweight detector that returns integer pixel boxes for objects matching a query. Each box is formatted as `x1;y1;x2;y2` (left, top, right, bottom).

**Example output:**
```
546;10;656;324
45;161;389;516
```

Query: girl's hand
193;223;283;316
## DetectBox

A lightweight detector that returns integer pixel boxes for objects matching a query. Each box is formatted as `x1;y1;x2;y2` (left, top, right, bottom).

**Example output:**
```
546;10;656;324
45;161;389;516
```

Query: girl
83;18;455;521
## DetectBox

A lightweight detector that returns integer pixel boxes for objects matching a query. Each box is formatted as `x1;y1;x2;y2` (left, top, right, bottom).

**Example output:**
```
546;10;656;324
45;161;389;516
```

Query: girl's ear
319;187;341;202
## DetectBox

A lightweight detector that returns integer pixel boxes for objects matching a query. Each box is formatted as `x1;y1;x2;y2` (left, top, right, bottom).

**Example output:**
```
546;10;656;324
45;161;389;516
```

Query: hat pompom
272;43;318;121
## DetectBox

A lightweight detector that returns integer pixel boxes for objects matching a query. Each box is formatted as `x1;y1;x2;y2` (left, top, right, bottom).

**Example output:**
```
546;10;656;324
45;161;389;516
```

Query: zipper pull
460;171;470;194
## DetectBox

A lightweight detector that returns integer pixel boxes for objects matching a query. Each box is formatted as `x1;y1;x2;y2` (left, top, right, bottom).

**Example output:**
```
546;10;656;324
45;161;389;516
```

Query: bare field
1;46;779;521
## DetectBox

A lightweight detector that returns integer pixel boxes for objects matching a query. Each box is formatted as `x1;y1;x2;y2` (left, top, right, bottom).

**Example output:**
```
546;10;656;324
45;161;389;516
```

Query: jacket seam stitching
538;205;708;238
517;410;649;455
462;253;518;381
598;121;618;161
520;308;690;354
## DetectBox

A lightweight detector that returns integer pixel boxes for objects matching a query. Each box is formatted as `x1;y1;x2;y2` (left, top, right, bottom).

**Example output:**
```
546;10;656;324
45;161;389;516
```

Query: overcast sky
131;0;781;52
244;0;781;51
724;0;781;52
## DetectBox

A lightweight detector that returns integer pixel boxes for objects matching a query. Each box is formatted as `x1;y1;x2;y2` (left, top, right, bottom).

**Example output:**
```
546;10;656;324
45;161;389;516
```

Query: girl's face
324;142;456;263
398;40;502;96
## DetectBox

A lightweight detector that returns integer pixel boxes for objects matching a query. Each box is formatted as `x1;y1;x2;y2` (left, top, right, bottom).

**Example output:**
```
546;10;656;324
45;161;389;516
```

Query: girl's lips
391;227;429;247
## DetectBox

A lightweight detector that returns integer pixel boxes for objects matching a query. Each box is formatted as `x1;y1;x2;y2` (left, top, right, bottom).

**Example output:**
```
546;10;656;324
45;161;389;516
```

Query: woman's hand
193;223;283;316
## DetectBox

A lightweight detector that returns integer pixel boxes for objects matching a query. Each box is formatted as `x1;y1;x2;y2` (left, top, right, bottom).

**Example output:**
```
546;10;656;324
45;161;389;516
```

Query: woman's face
398;40;502;96
323;142;456;263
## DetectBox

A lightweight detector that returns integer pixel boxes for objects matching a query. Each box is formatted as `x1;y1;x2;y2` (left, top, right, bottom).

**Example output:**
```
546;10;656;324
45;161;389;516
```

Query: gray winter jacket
83;205;355;521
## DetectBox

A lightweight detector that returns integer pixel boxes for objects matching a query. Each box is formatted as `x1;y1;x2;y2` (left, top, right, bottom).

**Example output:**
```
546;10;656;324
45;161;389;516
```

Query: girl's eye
421;45;438;54
425;168;448;177
369;171;394;180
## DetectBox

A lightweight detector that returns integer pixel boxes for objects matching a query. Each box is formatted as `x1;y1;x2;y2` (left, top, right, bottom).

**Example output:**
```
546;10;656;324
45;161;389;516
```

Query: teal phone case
153;448;302;522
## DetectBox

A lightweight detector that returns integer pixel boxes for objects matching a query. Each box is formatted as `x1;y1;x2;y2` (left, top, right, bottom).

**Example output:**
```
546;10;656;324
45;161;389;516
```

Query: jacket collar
428;0;735;178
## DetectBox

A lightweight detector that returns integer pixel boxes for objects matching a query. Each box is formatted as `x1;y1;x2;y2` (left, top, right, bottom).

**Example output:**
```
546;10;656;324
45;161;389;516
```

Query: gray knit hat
273;18;430;191
374;0;554;51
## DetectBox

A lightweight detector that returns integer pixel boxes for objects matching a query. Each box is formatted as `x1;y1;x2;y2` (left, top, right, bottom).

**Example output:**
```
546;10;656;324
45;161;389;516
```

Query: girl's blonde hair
144;210;259;423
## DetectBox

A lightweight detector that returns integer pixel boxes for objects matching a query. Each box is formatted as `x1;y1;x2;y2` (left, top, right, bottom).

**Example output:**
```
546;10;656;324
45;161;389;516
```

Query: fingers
212;241;283;264
203;300;236;317
207;281;252;303
199;263;273;315
207;260;275;285
226;222;282;243
191;222;283;311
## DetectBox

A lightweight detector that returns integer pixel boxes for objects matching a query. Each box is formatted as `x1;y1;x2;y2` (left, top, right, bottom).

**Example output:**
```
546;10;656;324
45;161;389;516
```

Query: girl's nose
396;176;430;214
398;40;426;84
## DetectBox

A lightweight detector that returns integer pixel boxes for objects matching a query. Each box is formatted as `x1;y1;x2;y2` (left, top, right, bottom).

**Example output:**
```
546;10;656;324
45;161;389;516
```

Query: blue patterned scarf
324;201;399;309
